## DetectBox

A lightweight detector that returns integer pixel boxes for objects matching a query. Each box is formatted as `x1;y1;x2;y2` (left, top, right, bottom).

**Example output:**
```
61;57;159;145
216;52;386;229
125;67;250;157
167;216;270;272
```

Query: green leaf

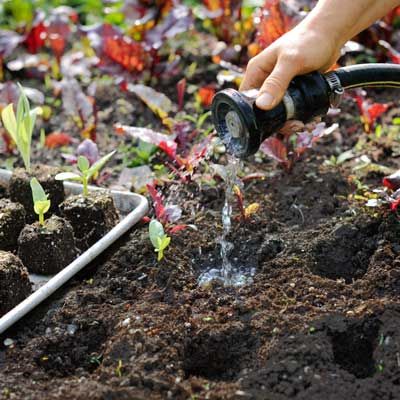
30;177;48;203
55;172;82;181
156;235;171;261
34;199;50;216
1;104;17;142
197;111;211;129
77;156;90;172
149;219;164;248
86;150;116;180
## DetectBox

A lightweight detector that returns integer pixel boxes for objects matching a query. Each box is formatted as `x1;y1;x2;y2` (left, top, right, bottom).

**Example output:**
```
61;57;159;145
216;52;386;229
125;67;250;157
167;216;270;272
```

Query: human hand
240;24;342;110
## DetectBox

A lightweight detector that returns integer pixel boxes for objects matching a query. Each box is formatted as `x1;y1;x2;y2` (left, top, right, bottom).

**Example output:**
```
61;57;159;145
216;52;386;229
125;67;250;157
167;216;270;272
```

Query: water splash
199;154;256;287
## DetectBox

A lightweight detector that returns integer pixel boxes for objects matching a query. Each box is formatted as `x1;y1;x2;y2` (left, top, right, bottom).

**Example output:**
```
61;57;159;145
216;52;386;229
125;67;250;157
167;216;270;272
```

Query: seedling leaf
149;219;164;248
78;155;90;172
30;177;47;203
55;172;82;181
30;178;50;225
86;150;116;180
1;104;17;142
148;219;171;261
34;200;51;216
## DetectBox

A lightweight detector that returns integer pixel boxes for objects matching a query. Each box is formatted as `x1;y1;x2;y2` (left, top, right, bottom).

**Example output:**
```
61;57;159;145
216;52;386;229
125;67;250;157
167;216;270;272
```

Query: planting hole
330;318;380;378
183;326;258;380
310;221;379;283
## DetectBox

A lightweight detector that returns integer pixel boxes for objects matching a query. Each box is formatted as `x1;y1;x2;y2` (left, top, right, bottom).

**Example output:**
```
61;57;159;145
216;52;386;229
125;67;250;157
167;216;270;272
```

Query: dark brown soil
0;199;26;251
8;165;65;222
2;90;400;399
0;251;31;317
59;192;119;251
17;215;77;275
2;151;400;399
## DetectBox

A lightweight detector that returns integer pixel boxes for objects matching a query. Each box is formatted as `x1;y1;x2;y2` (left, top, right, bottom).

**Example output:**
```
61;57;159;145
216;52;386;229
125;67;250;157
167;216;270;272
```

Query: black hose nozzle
211;63;400;158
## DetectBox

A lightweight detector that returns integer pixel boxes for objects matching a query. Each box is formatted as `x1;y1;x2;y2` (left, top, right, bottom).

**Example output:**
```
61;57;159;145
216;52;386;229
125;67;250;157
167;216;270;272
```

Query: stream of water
198;154;256;287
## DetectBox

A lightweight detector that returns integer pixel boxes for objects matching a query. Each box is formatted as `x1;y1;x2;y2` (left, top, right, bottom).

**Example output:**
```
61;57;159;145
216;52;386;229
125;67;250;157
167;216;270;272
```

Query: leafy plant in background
366;169;400;212
1;84;42;173
233;184;260;221
149;219;171;261
30;177;50;226
351;90;390;133
146;183;188;233
55;150;115;196
260;123;337;172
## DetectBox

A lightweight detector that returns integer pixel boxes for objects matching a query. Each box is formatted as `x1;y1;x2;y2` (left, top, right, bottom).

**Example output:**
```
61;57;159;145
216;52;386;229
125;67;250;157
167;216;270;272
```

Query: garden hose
211;63;400;158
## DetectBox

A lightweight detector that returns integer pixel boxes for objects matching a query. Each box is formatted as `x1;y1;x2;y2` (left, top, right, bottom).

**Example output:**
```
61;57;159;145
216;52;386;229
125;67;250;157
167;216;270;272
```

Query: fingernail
256;92;274;109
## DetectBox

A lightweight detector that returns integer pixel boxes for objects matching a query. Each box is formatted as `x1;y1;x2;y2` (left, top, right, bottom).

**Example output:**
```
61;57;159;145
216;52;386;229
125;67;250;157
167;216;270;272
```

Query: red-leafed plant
115;124;213;179
367;170;400;212
146;183;188;233
233;184;260;221
260;123;335;172
79;23;148;75
351;91;390;133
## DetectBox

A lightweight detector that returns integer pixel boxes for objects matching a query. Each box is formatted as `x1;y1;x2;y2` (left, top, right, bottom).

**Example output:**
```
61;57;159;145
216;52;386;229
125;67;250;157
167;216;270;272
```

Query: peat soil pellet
9;165;65;222
0;198;26;251
18;215;77;275
60;192;119;251
0;251;31;317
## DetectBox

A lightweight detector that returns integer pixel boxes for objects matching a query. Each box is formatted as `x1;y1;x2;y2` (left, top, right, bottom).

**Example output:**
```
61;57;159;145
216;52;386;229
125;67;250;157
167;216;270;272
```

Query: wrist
299;8;350;49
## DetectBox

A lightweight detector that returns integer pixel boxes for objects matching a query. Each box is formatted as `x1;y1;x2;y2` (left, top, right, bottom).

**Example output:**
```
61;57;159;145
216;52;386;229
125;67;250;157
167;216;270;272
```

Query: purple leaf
77;139;99;165
60;77;93;121
0;82;44;107
164;204;183;223
146;5;193;49
0;30;23;59
260;137;288;164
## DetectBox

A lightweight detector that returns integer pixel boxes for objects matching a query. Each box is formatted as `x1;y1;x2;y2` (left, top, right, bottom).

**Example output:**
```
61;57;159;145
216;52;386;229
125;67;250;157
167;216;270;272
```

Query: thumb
255;59;298;110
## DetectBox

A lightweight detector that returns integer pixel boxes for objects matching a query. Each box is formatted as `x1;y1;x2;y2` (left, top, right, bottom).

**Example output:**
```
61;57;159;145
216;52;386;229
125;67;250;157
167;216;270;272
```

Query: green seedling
1;84;42;173
30;178;50;226
55;150;116;196
149;219;171;261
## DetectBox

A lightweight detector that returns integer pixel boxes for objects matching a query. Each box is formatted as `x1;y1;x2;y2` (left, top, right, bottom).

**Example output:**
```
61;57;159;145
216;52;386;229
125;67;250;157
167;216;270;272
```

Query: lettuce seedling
149;219;171;261
30;178;50;226
55;150;115;196
1;84;42;173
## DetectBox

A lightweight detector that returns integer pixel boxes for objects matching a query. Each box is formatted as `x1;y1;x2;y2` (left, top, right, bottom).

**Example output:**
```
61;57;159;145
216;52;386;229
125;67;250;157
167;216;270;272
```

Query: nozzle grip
254;72;331;143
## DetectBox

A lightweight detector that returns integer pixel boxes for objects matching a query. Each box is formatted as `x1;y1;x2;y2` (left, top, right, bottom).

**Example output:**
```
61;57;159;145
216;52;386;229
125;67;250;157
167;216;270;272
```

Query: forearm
302;0;400;47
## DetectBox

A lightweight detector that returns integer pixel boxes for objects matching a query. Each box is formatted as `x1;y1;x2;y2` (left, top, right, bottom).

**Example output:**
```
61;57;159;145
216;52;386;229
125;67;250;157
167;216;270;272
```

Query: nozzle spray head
211;71;337;158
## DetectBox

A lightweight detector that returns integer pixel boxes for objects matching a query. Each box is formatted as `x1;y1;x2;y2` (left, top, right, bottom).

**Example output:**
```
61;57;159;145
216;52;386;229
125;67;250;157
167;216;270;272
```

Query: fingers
255;56;299;110
239;47;277;92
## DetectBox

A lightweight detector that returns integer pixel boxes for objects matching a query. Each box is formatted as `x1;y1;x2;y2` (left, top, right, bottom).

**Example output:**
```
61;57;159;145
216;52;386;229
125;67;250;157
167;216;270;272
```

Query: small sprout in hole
149;219;171;261
89;353;103;366
1;84;42;173
55;150;115;196
30;178;50;226
309;326;316;334
115;359;123;377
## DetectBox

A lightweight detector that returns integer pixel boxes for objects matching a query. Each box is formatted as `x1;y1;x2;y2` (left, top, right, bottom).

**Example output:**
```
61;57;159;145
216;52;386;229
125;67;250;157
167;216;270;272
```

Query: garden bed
1;90;400;399
1;1;400;398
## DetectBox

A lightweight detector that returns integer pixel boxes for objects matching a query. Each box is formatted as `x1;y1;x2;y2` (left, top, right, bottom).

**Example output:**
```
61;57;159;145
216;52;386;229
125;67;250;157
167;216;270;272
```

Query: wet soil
1;90;400;399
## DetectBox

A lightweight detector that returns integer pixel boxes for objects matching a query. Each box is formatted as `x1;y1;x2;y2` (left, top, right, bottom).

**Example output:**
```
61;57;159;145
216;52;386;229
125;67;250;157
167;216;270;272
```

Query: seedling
55;150;116;196
30;178;50;226
1;84;42;173
149;219;171;261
